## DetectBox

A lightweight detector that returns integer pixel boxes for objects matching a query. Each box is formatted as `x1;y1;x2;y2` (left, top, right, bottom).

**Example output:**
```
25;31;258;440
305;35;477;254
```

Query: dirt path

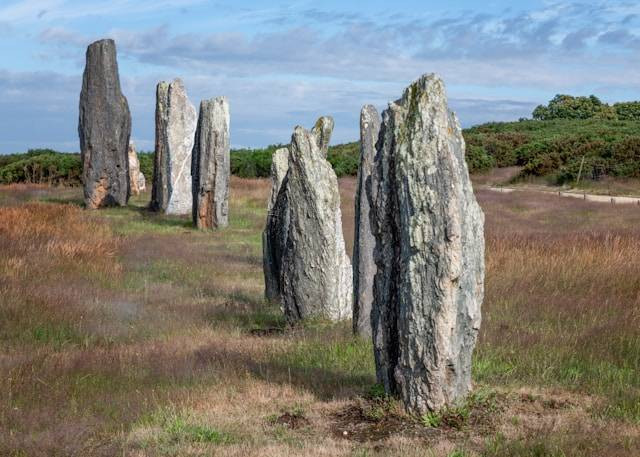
487;186;640;205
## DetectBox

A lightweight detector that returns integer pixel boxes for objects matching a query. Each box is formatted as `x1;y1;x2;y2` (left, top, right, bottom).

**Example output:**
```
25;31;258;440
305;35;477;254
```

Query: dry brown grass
0;178;639;456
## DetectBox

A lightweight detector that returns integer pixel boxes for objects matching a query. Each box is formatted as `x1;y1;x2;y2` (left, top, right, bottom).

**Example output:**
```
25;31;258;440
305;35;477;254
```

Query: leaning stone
310;116;334;156
370;74;484;415
353;105;380;337
280;125;352;323
127;142;145;195
192;97;230;229
79;38;131;209
262;147;289;302
150;79;197;214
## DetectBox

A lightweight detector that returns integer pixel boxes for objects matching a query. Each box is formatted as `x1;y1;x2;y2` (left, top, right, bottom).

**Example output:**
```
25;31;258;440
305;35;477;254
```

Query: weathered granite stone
192;97;230;229
280;125;352;323
369;74;484;415
262;147;289;302
310;116;334;156
127;142;146;195
79;39;131;209
353;105;380;337
150;79;196;214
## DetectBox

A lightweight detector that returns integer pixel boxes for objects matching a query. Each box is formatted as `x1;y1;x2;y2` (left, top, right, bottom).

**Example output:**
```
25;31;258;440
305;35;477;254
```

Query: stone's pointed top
88;38;116;48
310;116;334;157
360;105;379;127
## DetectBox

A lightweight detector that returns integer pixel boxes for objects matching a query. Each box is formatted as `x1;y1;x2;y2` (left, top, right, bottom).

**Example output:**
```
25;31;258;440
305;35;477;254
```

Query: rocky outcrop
150;79;197;214
262;147;289;302
127;142;146;195
192;97;230;229
369;74;484;415
79;38;131;209
279;125;352;323
353;105;380;337
311;116;334;156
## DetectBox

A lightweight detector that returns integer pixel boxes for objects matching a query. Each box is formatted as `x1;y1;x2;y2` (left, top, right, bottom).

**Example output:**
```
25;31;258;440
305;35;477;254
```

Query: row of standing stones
77;38;485;416
78;39;229;229
263;76;485;416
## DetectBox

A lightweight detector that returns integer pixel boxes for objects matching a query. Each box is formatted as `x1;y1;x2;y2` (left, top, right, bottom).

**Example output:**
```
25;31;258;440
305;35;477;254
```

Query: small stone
311;116;334;156
370;74;484;415
192;97;230;229
127;142;146;195
79;39;131;209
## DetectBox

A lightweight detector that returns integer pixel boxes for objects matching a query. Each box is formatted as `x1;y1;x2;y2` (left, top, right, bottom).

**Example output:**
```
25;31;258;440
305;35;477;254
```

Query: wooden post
576;156;586;185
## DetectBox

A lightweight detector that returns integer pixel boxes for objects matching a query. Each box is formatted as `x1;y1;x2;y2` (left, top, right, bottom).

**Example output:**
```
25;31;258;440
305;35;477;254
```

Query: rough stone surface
262;147;289;302
150;79;197;214
280;125;352;323
79;39;131;209
369;74;484;415
353;105;380;337
127;143;146;195
192;97;230;229
310;116;334;156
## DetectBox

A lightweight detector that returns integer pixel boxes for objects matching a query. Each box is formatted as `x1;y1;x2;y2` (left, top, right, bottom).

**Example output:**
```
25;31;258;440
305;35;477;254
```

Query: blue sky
0;0;638;152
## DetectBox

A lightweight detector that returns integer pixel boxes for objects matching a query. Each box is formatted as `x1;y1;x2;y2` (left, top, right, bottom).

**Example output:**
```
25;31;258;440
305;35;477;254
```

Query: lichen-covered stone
280;125;352;323
150;79;196;214
78;39;131;209
370;74;484;415
192;97;230;229
128;142;146;195
311;116;334;156
262;147;289;302
353;105;380;337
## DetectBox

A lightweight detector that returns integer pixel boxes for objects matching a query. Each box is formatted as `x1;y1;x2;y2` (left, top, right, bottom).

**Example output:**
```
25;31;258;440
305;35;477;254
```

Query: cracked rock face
262;147;289;302
150;79;197;215
79;39;131;209
353;105;380;337
279;125;352;323
192;97;230;229
128;143;146;195
369;74;484;415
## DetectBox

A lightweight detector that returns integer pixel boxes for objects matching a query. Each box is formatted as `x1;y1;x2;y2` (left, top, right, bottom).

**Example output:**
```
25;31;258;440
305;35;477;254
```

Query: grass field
1;178;639;456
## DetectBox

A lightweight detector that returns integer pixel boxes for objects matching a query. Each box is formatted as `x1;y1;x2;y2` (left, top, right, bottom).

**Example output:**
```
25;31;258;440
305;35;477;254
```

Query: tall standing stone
370;74;484;415
311;116;334;156
78;39;131;209
192;97;230;229
150;79;197;214
279;125;352;323
262;147;289;302
353;105;380;337
128;142;146;195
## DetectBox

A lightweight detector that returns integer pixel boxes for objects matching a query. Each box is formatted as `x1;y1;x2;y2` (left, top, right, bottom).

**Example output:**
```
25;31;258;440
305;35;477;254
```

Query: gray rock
262;147;289;302
369;74;484;415
192;97;230;229
310;116;334;156
127;142;146;195
150;79;197;214
78;39;131;209
280;125;352;323
353;105;380;337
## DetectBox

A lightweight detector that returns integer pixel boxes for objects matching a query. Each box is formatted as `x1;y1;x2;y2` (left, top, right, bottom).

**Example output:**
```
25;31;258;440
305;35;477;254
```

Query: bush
465;145;496;172
137;152;154;182
0;153;81;185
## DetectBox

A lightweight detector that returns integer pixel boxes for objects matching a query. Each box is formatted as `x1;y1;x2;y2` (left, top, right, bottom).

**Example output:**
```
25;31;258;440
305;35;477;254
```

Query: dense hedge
0;150;82;185
532;95;640;121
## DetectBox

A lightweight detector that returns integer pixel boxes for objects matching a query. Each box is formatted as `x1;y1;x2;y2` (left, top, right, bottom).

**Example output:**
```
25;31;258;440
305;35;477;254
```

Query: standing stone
311;116;334;156
280;125;352;323
192;97;230;229
353;105;380;337
370;74;484;415
262;147;289;302
78;38;131;209
150;79;197;214
128;142;146;195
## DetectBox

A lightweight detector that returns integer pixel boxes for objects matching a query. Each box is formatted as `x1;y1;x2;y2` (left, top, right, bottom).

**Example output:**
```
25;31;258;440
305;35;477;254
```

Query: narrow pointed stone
280;125;352;323
262;147;289;302
128;142;146;195
150;79;197;214
370;74;484;415
79;38;131;209
192;97;230;229
353;105;380;337
310;116;334;156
